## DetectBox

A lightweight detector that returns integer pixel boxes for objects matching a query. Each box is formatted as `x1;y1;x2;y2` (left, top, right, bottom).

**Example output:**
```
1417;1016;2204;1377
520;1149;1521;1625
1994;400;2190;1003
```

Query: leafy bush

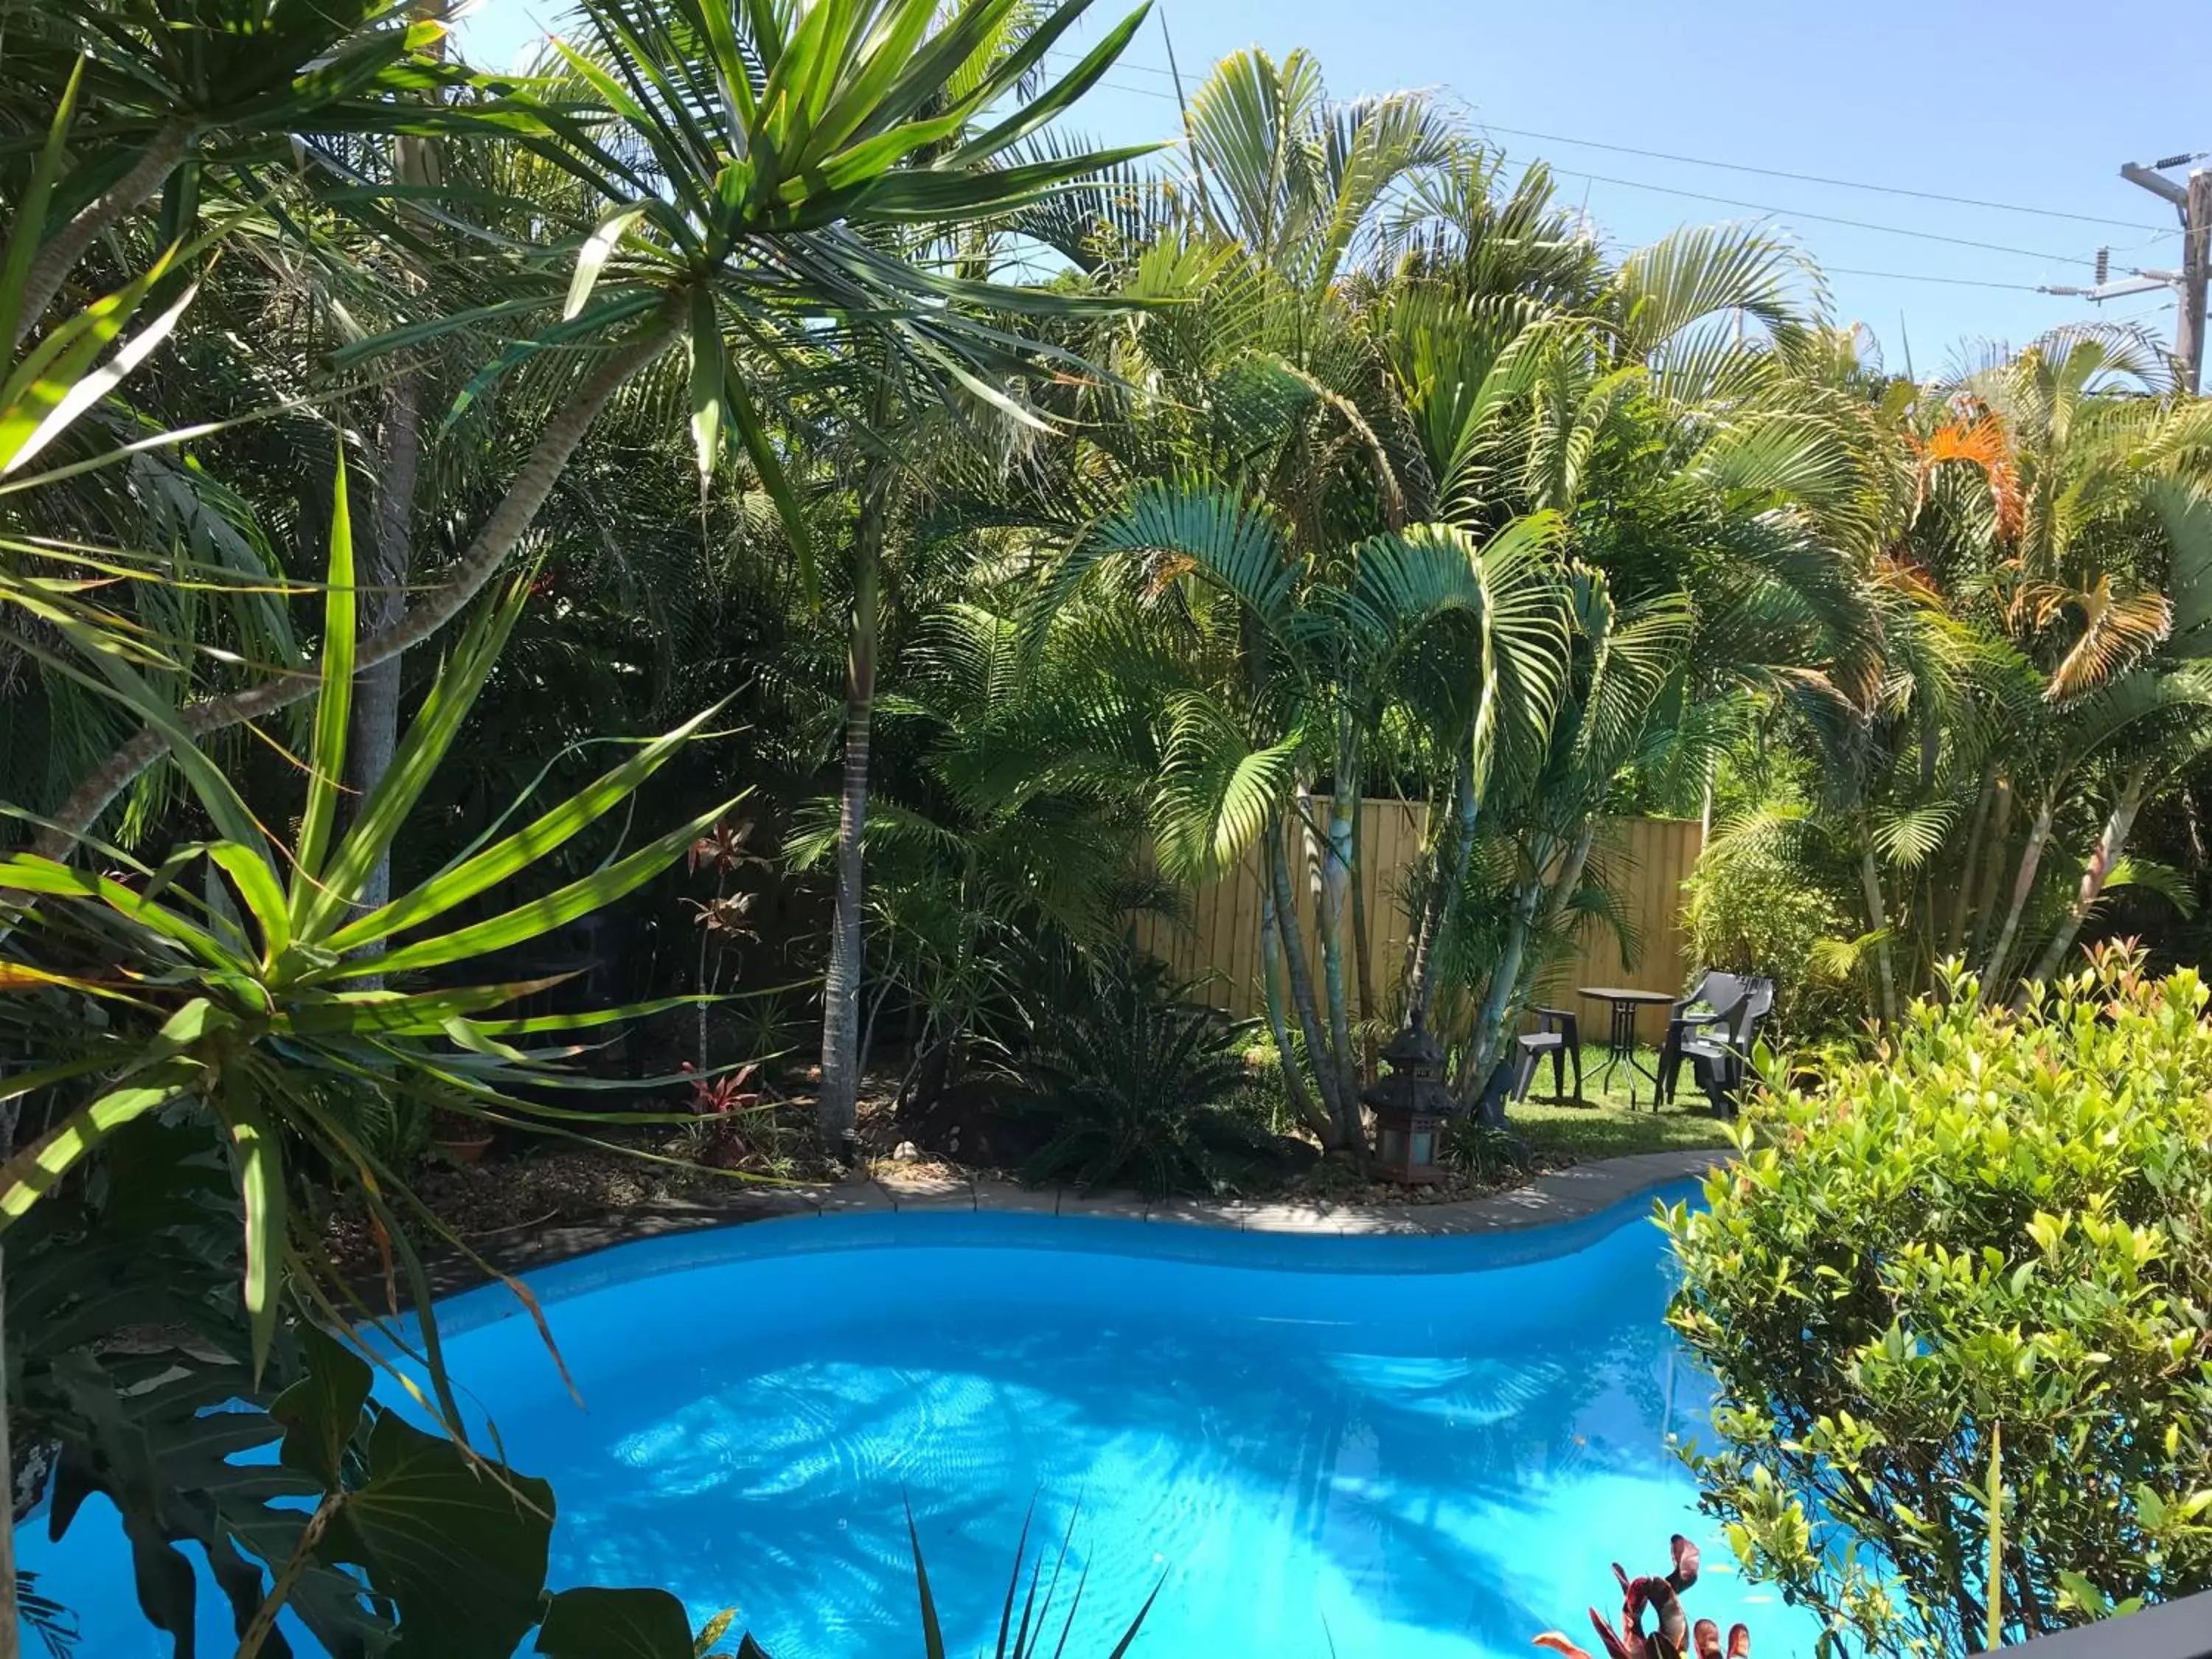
1681;818;1857;1038
1016;950;1270;1197
1665;948;2212;1656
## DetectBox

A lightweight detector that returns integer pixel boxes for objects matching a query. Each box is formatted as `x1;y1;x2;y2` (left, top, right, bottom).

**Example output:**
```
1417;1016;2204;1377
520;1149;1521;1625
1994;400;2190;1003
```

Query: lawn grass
1503;1042;1739;1163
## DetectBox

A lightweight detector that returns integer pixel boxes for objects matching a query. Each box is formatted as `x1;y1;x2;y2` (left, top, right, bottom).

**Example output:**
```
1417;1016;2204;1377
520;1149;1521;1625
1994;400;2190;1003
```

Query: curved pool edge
428;1149;1729;1340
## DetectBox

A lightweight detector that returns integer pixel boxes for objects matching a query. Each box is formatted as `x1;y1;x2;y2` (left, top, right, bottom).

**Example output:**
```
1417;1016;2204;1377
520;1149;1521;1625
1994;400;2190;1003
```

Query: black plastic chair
1511;1006;1583;1105
1658;970;1746;1107
1679;977;1774;1116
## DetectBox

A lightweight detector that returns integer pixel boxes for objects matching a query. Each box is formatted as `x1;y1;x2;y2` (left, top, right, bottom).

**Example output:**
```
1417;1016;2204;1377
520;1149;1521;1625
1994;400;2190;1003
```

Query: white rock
891;1140;922;1161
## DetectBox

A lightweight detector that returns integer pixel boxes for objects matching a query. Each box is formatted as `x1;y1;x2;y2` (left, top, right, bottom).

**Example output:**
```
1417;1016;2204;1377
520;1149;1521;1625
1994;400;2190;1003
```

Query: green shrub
1682;823;1857;1038
1015;950;1269;1197
1665;948;2212;1656
1441;1115;1531;1182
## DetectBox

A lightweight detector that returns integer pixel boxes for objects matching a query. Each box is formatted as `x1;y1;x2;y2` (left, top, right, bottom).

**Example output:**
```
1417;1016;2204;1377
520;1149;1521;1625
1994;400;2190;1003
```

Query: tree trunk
1260;880;1327;1136
1460;821;1596;1111
1269;818;1353;1150
1304;778;1357;1115
1405;759;1476;1026
1462;874;1543;1121
814;449;889;1150
817;465;888;1144
38;321;676;852
2022;765;2149;992
344;33;442;968
1537;824;1596;948
1946;770;1997;959
1980;796;2055;998
1857;831;1899;1026
1346;786;1377;1086
1968;779;2014;965
346;372;425;962
11;122;193;352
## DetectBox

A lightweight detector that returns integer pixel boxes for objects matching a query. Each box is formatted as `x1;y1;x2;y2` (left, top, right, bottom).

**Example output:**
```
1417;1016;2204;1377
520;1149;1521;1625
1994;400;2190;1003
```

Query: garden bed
335;1057;1733;1263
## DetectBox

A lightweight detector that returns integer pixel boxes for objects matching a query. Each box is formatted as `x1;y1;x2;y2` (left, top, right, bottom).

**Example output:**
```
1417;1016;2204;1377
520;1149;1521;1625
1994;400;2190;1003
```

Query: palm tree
29;0;1158;850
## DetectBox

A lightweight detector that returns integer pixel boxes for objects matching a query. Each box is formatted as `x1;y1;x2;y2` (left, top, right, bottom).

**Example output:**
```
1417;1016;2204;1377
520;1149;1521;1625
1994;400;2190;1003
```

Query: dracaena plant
44;0;1158;843
0;455;740;1411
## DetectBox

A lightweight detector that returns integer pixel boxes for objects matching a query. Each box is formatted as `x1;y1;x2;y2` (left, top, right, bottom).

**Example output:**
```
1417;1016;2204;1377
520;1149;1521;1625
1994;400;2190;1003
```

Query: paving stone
874;1168;973;1210
1145;1197;1247;1230
1334;1206;1433;1236
1239;1202;1343;1234
813;1179;895;1217
1056;1189;1150;1223
970;1178;1060;1215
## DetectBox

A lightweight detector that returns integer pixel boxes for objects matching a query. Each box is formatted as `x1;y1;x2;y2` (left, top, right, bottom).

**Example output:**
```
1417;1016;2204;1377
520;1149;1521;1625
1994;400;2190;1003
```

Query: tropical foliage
10;0;2212;1649
1666;946;2212;1655
1014;947;1266;1196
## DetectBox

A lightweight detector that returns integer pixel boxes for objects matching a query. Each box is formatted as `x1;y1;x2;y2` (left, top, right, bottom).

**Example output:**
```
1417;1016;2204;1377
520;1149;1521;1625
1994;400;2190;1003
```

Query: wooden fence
1132;804;1704;1043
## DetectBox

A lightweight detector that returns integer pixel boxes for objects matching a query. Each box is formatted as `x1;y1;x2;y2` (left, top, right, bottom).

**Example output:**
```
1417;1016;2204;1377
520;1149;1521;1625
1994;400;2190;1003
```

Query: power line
1048;48;2177;238
1823;266;2053;293
1061;53;2144;289
1470;122;2173;234
1085;74;2099;267
1492;155;2098;265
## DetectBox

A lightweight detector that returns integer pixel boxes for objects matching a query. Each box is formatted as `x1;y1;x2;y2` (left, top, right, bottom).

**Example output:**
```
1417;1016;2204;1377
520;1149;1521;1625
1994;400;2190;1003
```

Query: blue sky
456;0;2199;374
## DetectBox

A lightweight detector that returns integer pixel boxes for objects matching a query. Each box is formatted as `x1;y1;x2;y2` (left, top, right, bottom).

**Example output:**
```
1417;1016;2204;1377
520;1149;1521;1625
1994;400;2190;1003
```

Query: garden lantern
1363;1017;1453;1184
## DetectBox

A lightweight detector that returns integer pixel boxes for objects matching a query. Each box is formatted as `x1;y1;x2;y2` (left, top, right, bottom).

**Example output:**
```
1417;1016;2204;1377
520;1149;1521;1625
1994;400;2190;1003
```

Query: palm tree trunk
1347;789;1378;1086
1463;874;1543;1121
1968;779;2015;965
1537;824;1596;946
11;122;192;353
1303;778;1357;1114
1405;758;1475;1026
1946;771;1997;959
818;469;888;1144
1269;818;1353;1150
2023;764;2149;992
1261;880;1327;1136
1857;831;1899;1025
1980;796;2055;998
37;321;676;852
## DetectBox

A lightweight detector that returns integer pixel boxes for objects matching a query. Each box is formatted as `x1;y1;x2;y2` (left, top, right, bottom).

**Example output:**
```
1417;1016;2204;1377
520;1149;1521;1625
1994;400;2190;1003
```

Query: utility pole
2040;151;2211;394
2182;169;2211;394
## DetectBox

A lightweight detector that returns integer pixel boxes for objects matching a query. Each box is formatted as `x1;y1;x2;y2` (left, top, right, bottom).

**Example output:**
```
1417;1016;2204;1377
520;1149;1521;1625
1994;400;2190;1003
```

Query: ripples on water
21;1191;1812;1658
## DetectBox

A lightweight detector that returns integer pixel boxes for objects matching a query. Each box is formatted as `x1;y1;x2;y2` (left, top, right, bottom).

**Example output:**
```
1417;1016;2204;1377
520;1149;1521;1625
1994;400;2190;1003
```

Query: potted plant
431;1107;496;1165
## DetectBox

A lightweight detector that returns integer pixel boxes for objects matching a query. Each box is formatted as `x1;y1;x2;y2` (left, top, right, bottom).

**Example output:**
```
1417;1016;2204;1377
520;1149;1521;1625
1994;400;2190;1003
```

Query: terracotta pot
434;1131;495;1165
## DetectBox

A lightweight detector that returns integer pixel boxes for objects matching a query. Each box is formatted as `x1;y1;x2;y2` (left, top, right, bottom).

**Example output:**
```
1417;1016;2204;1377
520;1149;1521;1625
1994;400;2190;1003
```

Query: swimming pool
21;1180;1810;1657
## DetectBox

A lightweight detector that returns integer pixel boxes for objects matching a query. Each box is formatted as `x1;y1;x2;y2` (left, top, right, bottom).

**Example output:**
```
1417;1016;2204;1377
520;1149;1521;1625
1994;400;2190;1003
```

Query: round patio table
1577;986;1677;1108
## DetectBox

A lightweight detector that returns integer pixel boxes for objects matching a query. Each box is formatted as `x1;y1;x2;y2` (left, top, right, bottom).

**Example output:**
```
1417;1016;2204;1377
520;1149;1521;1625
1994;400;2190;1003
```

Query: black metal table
1577;986;1677;1108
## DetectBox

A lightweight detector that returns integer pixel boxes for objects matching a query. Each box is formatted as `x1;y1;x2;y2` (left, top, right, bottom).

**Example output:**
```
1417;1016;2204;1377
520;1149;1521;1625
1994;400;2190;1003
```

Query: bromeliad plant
0;458;740;1405
1534;1537;1753;1659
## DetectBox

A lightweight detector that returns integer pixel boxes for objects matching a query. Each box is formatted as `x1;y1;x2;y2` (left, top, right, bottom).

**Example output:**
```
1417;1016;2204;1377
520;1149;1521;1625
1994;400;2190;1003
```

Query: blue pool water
22;1182;1812;1657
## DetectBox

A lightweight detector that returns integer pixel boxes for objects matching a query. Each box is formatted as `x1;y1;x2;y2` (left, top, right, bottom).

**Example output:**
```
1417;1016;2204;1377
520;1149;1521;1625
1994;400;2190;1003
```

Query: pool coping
451;1149;1728;1289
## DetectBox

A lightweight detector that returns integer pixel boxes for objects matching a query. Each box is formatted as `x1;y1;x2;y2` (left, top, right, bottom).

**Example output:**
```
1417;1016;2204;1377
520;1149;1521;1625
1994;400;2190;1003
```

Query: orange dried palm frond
1872;549;1944;605
1915;413;2024;540
1141;551;1197;600
2045;573;2172;701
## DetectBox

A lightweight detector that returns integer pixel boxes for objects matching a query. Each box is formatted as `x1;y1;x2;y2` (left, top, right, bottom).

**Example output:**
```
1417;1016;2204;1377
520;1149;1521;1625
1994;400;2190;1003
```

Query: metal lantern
1363;1016;1453;1184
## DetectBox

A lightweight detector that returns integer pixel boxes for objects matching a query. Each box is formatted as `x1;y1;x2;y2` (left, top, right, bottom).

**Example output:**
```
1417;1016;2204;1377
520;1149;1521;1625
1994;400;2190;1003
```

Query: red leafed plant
1534;1537;1752;1659
680;1062;772;1168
